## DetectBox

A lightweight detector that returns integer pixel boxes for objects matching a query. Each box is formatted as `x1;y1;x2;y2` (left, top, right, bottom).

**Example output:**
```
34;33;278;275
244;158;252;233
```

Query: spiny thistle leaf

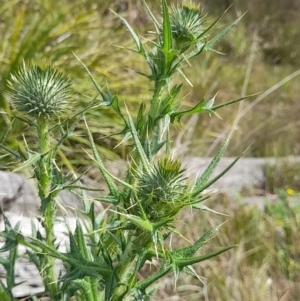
171;225;221;259
126;107;152;174
0;283;14;301
134;264;172;292
174;245;235;268
160;84;182;116
192;203;228;216
11;151;40;173
205;12;246;51
142;0;160;33
0;143;20;159
74;221;91;261
0;215;21;252
192;146;251;197
161;0;172;53
111;10;144;55
84;117;120;197
191;134;232;197
159;0;181;76
210;93;259;111
170;98;205;123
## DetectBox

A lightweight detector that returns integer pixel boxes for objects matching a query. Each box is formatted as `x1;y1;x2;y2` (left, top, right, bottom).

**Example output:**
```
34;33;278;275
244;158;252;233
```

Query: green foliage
265;189;300;280
265;161;300;194
0;1;247;300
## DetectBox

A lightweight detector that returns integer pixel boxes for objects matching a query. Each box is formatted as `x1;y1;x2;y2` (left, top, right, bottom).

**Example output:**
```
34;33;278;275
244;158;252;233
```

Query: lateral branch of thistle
8;62;71;300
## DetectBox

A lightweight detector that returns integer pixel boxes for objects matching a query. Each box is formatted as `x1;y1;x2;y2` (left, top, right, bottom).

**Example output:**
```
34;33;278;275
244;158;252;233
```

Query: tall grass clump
0;1;248;300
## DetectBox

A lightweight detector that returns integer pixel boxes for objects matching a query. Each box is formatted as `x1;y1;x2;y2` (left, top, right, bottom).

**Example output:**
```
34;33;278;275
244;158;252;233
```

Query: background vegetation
0;0;299;300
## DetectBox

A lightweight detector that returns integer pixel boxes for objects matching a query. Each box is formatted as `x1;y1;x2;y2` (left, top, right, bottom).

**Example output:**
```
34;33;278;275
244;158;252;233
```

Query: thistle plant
0;1;248;300
7;62;72;298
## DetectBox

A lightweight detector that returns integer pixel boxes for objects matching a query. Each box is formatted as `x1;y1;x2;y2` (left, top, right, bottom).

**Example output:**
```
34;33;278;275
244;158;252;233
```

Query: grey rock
0;171;38;215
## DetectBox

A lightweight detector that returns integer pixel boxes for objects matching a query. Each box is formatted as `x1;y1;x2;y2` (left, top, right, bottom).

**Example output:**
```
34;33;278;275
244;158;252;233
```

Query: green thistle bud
8;62;72;118
169;3;207;52
136;157;188;221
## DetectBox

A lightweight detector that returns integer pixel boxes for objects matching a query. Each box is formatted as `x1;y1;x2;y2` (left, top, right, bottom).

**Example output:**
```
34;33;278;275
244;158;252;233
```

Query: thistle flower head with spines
169;2;208;52
136;157;189;221
8;62;72;119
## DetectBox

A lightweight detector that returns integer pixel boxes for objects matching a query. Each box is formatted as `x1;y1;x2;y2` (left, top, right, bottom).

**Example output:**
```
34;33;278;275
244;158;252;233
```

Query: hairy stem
37;117;58;299
149;80;165;121
110;233;139;301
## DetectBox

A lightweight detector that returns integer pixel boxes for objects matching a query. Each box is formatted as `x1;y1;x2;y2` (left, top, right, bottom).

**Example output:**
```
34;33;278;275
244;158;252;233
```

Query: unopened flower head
137;157;188;220
8;62;72;118
169;3;207;52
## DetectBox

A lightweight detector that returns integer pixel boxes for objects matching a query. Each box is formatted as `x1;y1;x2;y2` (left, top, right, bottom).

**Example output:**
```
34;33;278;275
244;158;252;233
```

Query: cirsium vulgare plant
0;1;250;300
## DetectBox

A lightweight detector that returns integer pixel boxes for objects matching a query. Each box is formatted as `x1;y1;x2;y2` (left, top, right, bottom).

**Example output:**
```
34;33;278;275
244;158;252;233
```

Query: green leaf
0;215;20;252
74;221;90;261
95;196;119;204
126;107;152;174
0;215;20;294
0;120;13;144
74;52;106;96
71;279;92;298
85;117;134;191
113;211;153;232
12;151;41;172
175;246;235;268
182;265;202;282
0;143;19;159
84;117;120;197
191;135;231;197
192;146;250;197
192;204;228;216
204;93;218;111
134;264;172;292
197;6;232;40
136;103;146;132
98;90;128;127
185;42;206;61
161;0;172;53
0;282;15;301
170;98;205;123
160;0;180;76
29;235;113;279
172;226;221;258
205;13;246;51
210;93;259;111
111;10;144;55
164;49;180;77
142;0;160;33
160;84;182;116
105;273;119;301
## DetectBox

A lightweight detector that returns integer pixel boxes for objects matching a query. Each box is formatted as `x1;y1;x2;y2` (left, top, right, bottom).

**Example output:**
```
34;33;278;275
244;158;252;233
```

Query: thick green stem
73;279;96;301
110;233;139;301
37;118;51;198
145;79;168;156
37;117;58;299
149;79;167;122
